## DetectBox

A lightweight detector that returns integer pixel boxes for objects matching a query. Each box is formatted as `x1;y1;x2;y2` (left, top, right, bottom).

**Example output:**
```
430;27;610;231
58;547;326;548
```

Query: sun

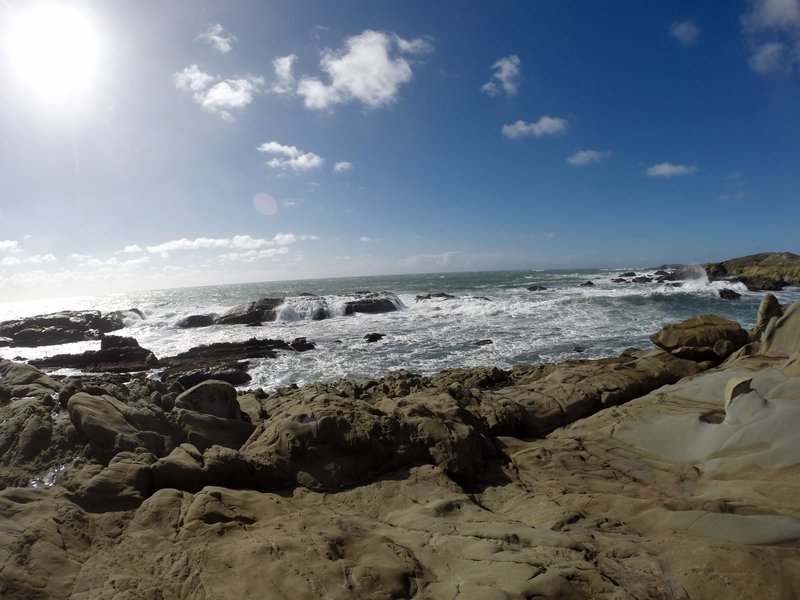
4;3;101;104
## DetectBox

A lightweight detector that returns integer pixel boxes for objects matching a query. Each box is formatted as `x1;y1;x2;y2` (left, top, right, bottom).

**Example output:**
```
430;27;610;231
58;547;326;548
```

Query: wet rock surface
0;310;137;347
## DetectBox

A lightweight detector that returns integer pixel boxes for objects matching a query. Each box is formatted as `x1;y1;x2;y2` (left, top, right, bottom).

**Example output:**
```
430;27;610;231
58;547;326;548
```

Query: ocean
2;268;799;391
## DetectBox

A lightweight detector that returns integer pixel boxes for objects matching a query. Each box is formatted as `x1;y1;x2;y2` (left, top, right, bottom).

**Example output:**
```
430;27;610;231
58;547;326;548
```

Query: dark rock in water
364;333;385;343
0;336;12;347
580;281;595;287
0;310;131;347
416;293;456;301
166;337;302;362
289;337;316;352
653;270;669;276
718;289;742;300
666;282;684;288
162;362;252;389
650;314;748;362
631;276;653;284
177;314;217;328
611;278;628;284
216;298;284;325
573;346;586;353
475;339;493;346
30;336;159;373
619;272;637;277
345;292;401;315
526;286;547;292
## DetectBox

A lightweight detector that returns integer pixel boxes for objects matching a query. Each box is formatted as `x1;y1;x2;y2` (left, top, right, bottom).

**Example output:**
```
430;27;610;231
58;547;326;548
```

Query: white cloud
334;161;353;173
27;253;56;264
296;29;431;110
144;233;316;257
360;236;372;243
670;21;700;45
69;253;92;262
257;141;325;172
123;244;142;253
567;149;610;166
502;116;568;139
197;24;237;53
742;0;800;74
646;162;698;177
1;256;21;267
146;237;231;255
231;235;269;249
272;54;297;94
174;65;264;120
218;247;290;262
0;240;20;254
481;54;521;97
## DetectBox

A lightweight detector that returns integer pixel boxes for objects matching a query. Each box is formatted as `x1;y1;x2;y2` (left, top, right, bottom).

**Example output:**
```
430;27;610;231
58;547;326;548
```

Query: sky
0;0;799;300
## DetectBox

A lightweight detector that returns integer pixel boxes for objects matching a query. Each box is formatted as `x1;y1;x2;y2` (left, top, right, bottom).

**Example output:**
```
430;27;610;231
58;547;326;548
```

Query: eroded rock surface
2;302;800;598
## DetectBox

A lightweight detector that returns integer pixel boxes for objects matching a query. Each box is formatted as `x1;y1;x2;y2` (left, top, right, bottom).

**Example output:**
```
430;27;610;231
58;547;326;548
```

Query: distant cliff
705;252;800;290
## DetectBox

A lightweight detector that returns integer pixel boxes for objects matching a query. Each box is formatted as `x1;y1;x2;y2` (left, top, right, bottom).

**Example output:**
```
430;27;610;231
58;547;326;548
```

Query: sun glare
4;4;101;104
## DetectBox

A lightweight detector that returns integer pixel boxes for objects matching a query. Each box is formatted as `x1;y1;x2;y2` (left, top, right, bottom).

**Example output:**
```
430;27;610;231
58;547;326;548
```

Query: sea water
2;269;799;391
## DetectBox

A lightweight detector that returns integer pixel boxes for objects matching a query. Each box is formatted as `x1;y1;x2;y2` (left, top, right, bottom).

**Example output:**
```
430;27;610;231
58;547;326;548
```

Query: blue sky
1;0;799;300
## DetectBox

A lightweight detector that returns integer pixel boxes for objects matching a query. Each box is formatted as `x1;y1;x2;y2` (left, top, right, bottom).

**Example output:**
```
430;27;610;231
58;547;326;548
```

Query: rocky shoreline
1;253;800;598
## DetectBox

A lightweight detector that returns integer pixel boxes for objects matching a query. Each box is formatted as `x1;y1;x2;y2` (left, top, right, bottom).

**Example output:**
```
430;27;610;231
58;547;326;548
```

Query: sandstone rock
171;408;254;452
650;314;748;362
750;293;784;342
174;380;242;420
215;297;284;325
704;252;800;289
162;362;251;389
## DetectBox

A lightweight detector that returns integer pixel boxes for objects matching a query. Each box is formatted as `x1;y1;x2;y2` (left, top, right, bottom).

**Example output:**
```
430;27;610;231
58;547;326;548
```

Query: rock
580;281;594;287
526;286;547;292
171;409;254;452
344;291;402;315
162;362;252;389
174;380;243;420
750;293;784;342
0;310;128;347
288;337;316;352
573;346;586;353
177;314;217;328
475;339;493;346
631;276;653;283
30;337;159;373
653;270;669;276
364;333;385;343
718;288;742;300
619;271;637;277
215;297;284;325
611;278;627;283
164;337;298;363
650;314;749;362
416;293;456;301
704;252;800;289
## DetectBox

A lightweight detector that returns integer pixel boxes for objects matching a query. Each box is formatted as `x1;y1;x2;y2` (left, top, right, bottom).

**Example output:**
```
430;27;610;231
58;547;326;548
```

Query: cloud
1;256;21;267
123;244;142;253
197;24;237;53
257;141;325;172
670;21;700;45
646;162;698;177
360;236;372;243
0;240;20;254
146;237;230;255
481;54;522;97
742;0;800;74
334;161;353;173
218;247;290;262
502;116;568;139
296;29;432;110
543;231;556;240
144;233;316;257
567;149;610;166
272;54;297;94
174;65;264;120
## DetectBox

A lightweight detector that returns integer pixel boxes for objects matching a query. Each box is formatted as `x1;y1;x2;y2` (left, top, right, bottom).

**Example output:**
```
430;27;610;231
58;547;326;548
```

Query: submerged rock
719;288;742;300
416;292;456;301
344;291;402;315
177;314;217;328
215;297;284;325
364;333;385;343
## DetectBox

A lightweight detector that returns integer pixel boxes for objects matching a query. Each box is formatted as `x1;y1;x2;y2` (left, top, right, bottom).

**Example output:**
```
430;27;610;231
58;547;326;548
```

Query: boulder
364;333;385;343
171;409;254;452
30;337;159;373
162;362;252;389
0;310;129;347
718;289;742;300
619;271;637;277
526;286;547;292
344;292;402;315
704;252;800;289
580;281;594;287
416;293;456;301
750;293;784;342
632;276;653;283
174;380;242;420
650;314;749;362
215;298;284;325
177;314;217;328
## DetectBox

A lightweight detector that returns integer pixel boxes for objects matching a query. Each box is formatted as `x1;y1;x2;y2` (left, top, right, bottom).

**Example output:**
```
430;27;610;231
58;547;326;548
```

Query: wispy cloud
296;29;433;110
271;54;297;94
0;240;20;254
742;0;800;74
334;161;353;173
502;116;568;139
257;141;325;172
567;149;610;166
646;162;698;177
481;54;522;97
670;21;700;45
174;65;264;120
196;24;237;53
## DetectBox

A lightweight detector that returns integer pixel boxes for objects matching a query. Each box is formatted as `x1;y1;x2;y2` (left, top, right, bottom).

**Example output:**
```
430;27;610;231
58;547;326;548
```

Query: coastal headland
2;253;800;598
